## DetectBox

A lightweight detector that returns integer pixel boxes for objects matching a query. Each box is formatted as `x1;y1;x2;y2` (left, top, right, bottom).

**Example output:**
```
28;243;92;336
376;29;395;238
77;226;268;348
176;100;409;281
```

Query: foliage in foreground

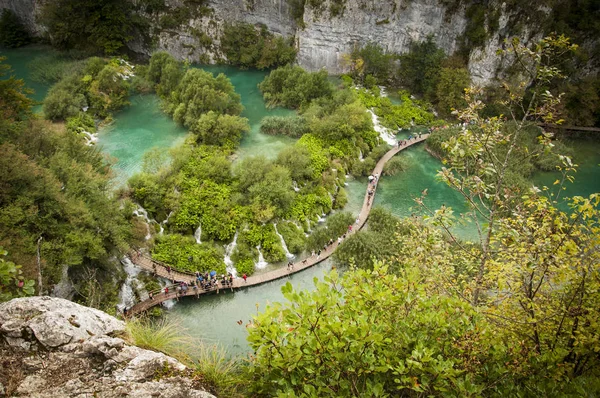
0;58;133;312
0;248;34;302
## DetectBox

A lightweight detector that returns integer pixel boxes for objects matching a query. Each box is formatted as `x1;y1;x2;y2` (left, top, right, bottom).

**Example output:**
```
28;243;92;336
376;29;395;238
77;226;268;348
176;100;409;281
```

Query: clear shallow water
1;44;54;110
165;259;333;356
532;139;600;211
196;65;298;161
97;94;188;186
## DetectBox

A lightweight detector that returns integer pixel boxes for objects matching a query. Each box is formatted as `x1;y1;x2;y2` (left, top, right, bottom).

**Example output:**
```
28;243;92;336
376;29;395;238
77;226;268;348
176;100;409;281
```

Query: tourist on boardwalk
242;273;247;282
317;249;321;259
149;292;153;301
166;265;171;274
164;287;169;294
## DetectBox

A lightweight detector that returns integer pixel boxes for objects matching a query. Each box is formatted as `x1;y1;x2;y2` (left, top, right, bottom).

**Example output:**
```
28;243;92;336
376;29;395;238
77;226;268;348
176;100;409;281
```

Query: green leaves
247;264;492;397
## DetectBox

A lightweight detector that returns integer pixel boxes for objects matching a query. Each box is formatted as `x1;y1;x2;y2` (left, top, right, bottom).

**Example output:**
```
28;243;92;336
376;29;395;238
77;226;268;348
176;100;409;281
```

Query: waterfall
292;180;300;192
358;148;365;162
117;257;143;311
274;224;295;259
194;223;202;244
255;246;268;269
133;206;153;240
368;109;396;145
317;214;326;223
81;130;98;146
159;211;173;235
224;232;238;276
379;86;388;97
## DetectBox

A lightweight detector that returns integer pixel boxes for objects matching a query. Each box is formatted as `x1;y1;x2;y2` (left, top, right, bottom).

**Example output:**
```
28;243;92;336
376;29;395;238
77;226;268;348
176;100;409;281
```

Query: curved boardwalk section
128;134;429;315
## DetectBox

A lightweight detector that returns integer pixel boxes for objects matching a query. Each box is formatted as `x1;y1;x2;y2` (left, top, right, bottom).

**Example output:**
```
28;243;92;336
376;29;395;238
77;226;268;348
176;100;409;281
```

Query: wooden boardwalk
127;134;429;316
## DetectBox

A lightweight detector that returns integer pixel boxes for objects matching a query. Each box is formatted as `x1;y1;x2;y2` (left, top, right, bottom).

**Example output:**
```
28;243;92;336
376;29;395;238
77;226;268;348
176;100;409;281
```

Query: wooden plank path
127;134;429;316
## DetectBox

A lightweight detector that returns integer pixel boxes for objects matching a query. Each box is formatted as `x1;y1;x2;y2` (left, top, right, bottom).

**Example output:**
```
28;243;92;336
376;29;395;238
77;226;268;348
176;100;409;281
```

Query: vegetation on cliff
0;58;136;312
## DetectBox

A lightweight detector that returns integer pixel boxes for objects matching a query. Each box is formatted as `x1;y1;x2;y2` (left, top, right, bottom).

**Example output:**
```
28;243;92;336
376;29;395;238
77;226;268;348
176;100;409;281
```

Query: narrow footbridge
127;134;429;316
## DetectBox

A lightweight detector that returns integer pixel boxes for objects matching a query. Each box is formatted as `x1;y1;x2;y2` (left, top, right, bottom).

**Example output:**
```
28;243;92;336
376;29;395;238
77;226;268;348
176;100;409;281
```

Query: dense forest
1;1;599;397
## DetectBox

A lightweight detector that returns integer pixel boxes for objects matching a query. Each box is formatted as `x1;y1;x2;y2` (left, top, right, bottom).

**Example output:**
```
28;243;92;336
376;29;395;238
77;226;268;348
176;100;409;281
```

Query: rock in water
0;297;215;398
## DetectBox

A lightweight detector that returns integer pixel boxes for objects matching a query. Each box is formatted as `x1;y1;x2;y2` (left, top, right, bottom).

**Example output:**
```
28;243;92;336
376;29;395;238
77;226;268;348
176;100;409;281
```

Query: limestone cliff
0;0;575;85
0;297;215;397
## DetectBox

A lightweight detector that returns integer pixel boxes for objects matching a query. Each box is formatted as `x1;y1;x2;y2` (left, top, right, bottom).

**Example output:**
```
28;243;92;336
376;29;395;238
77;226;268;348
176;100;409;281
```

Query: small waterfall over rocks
81;131;98;146
117;257;143;311
292;180;300;192
255;246;268;269
194;224;202;244
274;224;295;260
368;110;396;145
133;207;153;240
358;148;365;162
224;232;238;276
159;211;173;235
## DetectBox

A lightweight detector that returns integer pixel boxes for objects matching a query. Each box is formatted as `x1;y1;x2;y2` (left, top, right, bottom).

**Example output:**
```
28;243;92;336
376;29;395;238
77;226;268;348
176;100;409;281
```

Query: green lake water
96;94;189;186
1;45;54;110
5;46;599;355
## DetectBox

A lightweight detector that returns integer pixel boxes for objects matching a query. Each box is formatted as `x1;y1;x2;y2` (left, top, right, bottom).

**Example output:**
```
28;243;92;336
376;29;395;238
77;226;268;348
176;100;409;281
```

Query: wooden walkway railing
126;134;429;316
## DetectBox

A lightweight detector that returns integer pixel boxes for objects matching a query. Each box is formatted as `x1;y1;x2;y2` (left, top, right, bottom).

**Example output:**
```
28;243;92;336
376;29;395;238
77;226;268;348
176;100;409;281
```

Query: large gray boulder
0;297;215;398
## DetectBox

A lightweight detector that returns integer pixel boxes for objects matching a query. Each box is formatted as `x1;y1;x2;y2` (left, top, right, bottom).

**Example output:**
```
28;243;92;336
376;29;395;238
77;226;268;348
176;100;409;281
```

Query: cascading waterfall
133;206;153;240
81;130;98;146
274;224;295;259
292;180;300;192
159;211;173;235
358;148;365;162
368;110;396;145
118;257;143;311
194;224;202;244
255;246;268;269
379;86;388;97
223;232;238;276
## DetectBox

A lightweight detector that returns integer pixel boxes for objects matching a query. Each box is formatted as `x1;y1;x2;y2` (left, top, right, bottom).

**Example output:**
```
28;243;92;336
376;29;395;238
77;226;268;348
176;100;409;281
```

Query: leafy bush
259;115;308;137
168;68;243;127
194;111;250;148
306;211;354;251
39;0;138;54
221;22;296;69
398;37;445;100
152;234;226;274
260;224;286;263
275;222;306;254
234;258;255;276
259;65;333;109
0;248;35;302
147;52;183;98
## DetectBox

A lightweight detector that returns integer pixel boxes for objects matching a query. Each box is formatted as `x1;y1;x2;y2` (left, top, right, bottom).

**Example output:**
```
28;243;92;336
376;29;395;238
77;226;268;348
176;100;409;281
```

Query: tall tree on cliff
40;0;137;55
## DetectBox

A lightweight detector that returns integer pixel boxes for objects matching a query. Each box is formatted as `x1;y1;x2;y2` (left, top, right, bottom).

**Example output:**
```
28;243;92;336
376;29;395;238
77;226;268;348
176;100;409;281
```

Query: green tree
0;9;30;48
168;68;243;127
435;67;470;118
259;65;333;109
398;37;445;99
247;265;495;397
0;58;33;122
40;0;136;54
194;111;250;148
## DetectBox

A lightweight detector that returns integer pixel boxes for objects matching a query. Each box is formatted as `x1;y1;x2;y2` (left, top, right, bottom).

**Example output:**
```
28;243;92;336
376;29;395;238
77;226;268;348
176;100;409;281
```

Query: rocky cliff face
0;297;215;397
0;0;549;85
296;0;468;73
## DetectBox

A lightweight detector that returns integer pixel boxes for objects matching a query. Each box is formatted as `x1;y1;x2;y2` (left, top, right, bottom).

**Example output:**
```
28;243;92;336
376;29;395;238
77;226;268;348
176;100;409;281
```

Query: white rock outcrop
0;297;215;398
